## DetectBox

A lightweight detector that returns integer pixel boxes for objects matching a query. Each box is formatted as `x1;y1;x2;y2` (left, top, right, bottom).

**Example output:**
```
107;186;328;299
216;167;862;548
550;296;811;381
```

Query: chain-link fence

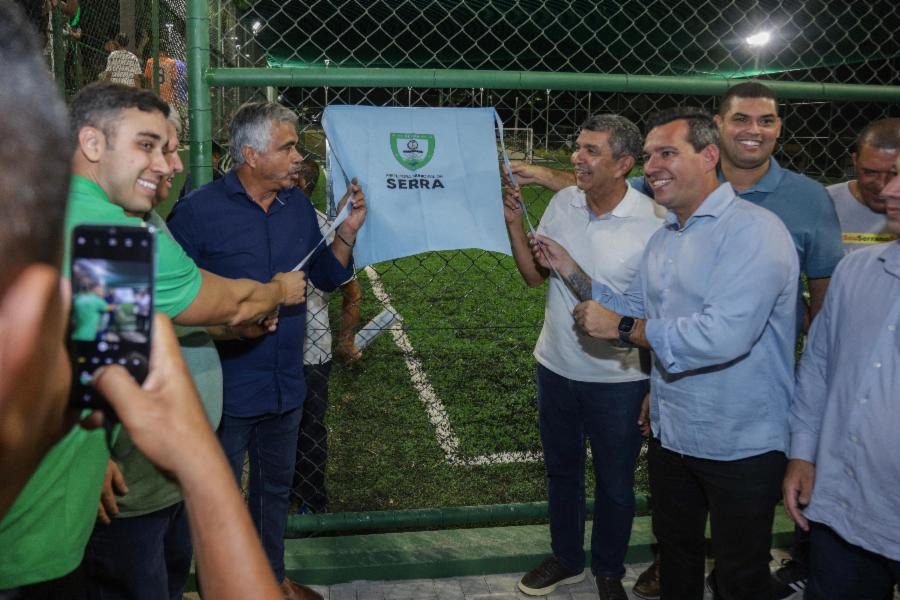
203;0;899;525
39;0;900;524
33;0;188;131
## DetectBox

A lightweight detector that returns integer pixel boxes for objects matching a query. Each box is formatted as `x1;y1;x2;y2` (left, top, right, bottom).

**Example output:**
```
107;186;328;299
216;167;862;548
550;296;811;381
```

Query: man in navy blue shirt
169;101;366;600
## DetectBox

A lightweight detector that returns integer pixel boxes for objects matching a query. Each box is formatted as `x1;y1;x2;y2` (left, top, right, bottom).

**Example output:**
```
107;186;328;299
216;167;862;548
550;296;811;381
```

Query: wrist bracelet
337;231;356;248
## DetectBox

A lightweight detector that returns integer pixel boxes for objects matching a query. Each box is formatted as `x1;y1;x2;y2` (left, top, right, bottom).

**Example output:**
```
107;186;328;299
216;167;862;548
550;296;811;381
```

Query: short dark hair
855;118;900;154
0;2;72;292
579;113;643;161
718;82;778;116
115;33;129;47
645;107;720;152
70;81;169;145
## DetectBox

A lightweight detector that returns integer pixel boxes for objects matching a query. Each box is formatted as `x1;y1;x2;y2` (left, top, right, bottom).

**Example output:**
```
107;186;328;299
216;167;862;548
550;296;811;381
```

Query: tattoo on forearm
565;269;593;302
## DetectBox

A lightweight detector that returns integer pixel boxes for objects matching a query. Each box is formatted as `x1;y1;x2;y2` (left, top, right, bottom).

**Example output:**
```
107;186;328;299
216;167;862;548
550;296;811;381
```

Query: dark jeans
82;502;192;600
0;567;85;600
219;408;303;582
536;364;648;579
647;437;785;600
805;522;900;600
293;362;332;512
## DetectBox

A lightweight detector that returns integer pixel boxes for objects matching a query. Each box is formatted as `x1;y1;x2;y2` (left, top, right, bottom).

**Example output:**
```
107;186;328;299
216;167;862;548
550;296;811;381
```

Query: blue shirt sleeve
591;264;647;318
789;263;839;462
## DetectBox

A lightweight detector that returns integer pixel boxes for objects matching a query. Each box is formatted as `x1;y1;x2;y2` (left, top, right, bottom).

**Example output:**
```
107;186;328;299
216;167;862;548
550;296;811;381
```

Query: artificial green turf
321;180;651;514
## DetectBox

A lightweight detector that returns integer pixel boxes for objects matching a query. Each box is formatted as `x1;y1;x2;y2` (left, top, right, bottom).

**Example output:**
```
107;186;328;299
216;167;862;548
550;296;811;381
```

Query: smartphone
68;224;155;412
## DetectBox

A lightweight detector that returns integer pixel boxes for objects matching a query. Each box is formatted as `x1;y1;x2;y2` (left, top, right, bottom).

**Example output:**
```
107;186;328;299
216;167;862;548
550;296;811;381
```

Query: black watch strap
618;316;636;346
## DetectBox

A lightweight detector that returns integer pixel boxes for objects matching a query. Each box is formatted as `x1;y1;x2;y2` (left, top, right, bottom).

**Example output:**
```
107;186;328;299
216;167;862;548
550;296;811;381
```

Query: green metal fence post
50;7;66;96
151;0;160;96
187;0;213;186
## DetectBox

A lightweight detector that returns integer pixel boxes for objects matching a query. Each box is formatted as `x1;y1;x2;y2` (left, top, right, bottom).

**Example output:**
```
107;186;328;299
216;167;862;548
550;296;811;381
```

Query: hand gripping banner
323;105;513;267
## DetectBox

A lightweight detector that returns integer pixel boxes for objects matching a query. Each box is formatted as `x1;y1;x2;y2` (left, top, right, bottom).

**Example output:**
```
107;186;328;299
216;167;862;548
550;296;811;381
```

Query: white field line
362;267;647;467
363;266;464;465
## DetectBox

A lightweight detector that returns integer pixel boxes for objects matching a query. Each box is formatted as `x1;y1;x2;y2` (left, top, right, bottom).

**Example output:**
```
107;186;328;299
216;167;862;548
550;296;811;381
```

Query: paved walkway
302;561;664;600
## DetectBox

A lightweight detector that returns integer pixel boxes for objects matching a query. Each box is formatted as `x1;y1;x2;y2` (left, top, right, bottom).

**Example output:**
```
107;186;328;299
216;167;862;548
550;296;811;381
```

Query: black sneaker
517;556;585;596
772;559;808;599
597;576;628;600
632;558;660;600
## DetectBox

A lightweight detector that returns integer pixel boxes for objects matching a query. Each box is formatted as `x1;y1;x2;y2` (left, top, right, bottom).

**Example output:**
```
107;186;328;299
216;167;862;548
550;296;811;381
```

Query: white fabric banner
323;105;512;267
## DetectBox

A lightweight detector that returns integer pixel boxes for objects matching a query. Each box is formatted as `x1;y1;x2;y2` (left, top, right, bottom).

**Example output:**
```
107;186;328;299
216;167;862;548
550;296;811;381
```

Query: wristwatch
617;316;636;346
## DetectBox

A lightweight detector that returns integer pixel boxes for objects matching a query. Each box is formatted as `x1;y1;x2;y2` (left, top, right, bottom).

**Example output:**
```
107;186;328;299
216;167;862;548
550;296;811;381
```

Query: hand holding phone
68;225;155;413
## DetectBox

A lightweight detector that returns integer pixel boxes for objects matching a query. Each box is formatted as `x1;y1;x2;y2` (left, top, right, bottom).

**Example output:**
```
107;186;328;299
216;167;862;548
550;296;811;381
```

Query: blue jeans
536;364;648;579
218;408;303;582
806;522;900;600
81;502;191;600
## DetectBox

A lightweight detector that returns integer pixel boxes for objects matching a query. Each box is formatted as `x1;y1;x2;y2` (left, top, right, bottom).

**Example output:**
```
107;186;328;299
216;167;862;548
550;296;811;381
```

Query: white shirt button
860;397;868;404
889;325;896;331
874;362;882;368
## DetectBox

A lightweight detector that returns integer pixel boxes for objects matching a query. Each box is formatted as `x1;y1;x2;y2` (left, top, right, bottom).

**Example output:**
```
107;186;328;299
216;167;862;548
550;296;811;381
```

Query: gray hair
167;104;182;137
229;101;299;167
579;113;643;161
645;107;720;152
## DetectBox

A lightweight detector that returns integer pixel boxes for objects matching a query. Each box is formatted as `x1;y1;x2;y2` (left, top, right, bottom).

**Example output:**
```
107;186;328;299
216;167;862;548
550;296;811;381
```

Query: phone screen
69;225;155;411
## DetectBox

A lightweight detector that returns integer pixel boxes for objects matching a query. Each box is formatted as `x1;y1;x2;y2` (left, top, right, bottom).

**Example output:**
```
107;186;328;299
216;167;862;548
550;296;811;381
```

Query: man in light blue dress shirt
532;107;799;599
783;156;900;598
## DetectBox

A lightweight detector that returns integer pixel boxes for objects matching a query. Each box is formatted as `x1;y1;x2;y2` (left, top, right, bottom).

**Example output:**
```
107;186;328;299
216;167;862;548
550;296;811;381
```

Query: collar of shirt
717;157;785;195
879;240;900;278
568;183;645;222
222;169;290;212
663;181;735;230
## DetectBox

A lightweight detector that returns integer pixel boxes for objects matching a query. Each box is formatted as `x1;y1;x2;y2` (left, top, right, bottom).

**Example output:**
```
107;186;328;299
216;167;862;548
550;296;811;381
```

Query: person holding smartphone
1;81;306;595
0;7;279;599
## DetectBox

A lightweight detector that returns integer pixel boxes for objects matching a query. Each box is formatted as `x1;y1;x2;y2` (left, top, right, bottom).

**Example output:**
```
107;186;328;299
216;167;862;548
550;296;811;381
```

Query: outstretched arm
509;160;575;192
174;269;305;328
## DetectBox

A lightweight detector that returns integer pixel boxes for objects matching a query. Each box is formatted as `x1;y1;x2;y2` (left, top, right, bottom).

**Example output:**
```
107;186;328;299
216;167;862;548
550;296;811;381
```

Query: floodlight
746;31;771;47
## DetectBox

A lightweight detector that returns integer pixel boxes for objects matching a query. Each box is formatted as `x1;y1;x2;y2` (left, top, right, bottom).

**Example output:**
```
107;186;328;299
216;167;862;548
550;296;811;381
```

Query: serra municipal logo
387;132;445;190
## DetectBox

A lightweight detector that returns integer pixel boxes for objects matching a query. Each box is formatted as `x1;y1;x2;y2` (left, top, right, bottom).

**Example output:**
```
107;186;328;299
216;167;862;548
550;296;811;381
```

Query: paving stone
456;575;491;596
330;581;361;600
381;579;437;599
432;578;466;600
483;573;521;594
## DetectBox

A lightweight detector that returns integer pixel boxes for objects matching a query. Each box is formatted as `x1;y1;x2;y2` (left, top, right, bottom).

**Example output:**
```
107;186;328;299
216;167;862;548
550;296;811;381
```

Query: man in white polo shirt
504;114;662;600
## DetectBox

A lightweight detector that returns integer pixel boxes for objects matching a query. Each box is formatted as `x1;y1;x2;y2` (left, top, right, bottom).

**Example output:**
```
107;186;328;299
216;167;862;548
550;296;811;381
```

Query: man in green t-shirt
0;81;308;594
81;107;232;600
72;284;115;341
0;9;284;599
